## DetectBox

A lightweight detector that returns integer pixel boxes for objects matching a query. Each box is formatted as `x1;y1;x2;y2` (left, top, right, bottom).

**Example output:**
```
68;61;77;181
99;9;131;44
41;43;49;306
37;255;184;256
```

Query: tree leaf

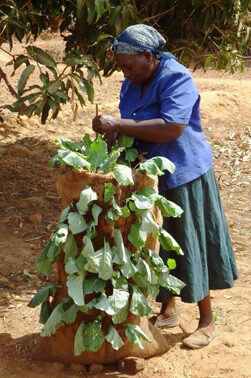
113;164;134;186
18;64;35;95
68;212;88;234
76;0;86;19
27;46;56;68
76;186;98;215
105;325;124;350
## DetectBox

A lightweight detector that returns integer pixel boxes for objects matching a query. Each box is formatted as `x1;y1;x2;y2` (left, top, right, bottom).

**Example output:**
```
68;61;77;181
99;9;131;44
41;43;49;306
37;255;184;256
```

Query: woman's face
115;52;157;85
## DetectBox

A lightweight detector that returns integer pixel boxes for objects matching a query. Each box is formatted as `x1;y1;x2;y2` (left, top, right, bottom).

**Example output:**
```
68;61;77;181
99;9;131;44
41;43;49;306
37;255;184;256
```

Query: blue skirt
157;167;239;303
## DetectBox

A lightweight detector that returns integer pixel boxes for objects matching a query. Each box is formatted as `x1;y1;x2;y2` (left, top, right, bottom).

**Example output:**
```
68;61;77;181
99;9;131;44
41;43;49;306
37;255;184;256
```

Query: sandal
182;328;216;349
153;314;179;329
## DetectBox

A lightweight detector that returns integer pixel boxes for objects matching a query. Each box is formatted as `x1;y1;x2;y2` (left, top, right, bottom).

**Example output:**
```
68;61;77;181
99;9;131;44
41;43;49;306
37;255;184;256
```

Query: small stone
89;363;104;374
70;363;87;373
118;357;146;374
28;214;42;224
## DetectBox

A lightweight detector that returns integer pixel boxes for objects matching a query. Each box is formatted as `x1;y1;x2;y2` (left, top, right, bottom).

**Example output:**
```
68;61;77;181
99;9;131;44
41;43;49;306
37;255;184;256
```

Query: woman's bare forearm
114;118;185;142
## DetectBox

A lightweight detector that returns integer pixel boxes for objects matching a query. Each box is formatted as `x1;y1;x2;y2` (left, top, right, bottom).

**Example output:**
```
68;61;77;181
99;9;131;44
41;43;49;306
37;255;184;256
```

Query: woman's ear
142;51;153;62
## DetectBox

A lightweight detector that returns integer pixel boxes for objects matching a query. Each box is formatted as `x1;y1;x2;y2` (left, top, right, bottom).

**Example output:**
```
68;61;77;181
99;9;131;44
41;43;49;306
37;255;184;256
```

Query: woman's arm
92;115;185;143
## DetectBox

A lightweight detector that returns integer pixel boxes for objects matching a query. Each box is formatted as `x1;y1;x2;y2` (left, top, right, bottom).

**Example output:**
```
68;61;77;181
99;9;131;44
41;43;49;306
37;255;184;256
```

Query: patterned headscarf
110;24;176;60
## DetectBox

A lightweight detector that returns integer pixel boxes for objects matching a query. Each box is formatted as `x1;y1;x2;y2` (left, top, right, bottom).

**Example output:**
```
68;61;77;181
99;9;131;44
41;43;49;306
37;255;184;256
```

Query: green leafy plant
29;133;185;354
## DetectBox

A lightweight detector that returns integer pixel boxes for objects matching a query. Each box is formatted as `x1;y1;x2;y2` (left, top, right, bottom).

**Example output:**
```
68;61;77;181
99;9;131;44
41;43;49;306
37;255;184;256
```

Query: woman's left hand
92;114;120;134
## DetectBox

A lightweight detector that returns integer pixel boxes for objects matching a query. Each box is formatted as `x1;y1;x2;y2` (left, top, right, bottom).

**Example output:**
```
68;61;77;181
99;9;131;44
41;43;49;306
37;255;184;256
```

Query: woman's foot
182;321;216;349
151;298;179;329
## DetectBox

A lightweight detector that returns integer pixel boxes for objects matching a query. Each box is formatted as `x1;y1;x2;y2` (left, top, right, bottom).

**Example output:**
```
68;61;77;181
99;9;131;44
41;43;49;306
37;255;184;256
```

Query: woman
92;24;238;349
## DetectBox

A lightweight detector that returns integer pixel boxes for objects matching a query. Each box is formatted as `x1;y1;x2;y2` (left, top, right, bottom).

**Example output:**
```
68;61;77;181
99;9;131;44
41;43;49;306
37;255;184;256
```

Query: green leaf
104;182;115;202
95;0;106;22
125;324;151;350
53;224;68;246
138;156;175;176
121;205;130;217
60;203;72;222
57;150;91;169
136;257;151;283
119;248;137;279
140;211;160;233
109;288;129;313
88;137;108;170
112;304;129;324
105;325;124;350
118;135;134;148
18;64;35;95
146;284;159;300
113;164;134;186
128;223;147;248
114;229;127;263
91;204;102;225
167;258;176;270
76;186;98;215
14;55;29;71
66;273;85;306
61;302;79;324
94;293;115;315
125;147;138;162
63;232;78;262
28;285;56;308
74;321;86;356
81;236;94;257
158;271;185;295
68;212;88;234
35;239;53;275
84;240;113;280
39;300;51;324
130;285;152;316
46;80;61;95
65;257;78;275
27;46;56;68
83;278;106;295
156;196;183;218
41;302;64;337
159;229;183;255
83;320;104;352
76;0;86;19
82;78;94;103
99;147;124;172
55;137;80;152
131;192;153;210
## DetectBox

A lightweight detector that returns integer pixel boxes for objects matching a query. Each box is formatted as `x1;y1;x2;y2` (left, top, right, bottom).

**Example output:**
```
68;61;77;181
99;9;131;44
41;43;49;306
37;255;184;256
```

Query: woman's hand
92;114;120;134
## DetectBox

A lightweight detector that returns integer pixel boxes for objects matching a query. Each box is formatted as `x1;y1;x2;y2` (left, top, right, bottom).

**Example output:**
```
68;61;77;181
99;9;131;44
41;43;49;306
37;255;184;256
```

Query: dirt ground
0;36;250;378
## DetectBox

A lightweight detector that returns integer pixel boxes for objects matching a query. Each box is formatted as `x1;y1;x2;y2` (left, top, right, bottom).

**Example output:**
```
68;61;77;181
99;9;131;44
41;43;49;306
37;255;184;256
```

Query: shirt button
132;112;136;116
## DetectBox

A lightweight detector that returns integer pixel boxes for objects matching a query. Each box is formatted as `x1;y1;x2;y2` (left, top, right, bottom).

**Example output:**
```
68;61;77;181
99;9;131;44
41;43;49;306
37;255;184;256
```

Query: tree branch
0;67;19;98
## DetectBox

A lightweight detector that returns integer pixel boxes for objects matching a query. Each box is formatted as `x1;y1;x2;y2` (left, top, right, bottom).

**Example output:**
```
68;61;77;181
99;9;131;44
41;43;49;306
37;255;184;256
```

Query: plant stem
0;67;19;98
